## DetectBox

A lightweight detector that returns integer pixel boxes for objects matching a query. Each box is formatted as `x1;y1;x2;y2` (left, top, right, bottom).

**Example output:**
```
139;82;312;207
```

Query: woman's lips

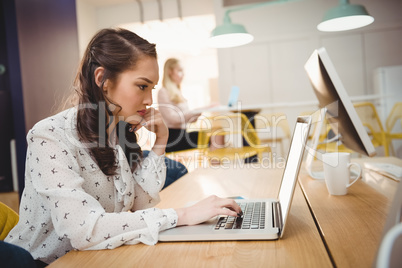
137;109;146;116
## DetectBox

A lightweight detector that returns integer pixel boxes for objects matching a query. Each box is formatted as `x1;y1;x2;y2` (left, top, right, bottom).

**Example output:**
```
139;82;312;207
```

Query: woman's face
105;56;159;125
169;63;184;86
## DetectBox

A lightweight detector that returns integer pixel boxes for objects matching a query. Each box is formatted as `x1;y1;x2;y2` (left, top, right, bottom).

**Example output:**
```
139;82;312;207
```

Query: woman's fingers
215;196;242;214
175;196;244;226
142;108;160;130
217;208;238;217
204;195;242;218
128;107;163;133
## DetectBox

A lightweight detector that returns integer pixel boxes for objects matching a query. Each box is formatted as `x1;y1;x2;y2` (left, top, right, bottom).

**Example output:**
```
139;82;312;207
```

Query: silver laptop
159;115;312;241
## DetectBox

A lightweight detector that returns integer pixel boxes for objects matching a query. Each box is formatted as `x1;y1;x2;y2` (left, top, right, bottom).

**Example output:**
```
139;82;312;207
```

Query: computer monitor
304;47;376;157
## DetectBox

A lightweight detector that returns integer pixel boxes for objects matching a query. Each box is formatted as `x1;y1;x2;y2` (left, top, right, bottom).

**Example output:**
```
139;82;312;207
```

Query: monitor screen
304;47;376;157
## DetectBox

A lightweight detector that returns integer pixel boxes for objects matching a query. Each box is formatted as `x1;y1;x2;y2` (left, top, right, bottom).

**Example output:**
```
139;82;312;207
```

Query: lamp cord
157;0;163;22
135;0;144;24
177;0;182;20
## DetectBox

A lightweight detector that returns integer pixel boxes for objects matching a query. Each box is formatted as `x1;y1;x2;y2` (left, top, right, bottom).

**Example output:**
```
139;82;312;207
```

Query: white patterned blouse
5;107;178;264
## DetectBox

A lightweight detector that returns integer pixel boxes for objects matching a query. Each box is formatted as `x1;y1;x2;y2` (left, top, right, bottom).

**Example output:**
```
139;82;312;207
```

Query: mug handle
347;162;362;188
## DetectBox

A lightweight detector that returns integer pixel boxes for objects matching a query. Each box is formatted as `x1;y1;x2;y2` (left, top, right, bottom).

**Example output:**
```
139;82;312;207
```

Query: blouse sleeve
26;120;178;250
131;150;167;211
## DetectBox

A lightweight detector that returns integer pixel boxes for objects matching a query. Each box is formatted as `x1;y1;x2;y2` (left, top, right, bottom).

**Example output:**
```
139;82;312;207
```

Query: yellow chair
314;115;354;154
353;102;389;156
385;102;402;155
0;202;37;266
164;120;206;170
0;202;19;240
313;102;389;156
197;113;271;164
298;109;351;159
253;113;291;156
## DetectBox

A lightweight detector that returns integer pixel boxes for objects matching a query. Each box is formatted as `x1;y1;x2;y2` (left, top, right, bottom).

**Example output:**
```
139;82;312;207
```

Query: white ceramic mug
322;152;362;195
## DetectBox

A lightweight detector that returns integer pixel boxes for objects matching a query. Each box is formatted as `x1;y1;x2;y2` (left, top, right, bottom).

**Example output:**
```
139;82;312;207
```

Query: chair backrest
0;202;19;240
386;102;402;132
353;102;385;133
197;113;262;149
353;102;386;144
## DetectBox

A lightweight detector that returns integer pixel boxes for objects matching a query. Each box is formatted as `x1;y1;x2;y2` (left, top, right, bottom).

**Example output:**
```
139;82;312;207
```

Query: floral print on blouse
5;107;178;264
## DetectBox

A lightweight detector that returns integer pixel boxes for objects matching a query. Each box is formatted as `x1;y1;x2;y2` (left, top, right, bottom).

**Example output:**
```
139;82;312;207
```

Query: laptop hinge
272;201;283;235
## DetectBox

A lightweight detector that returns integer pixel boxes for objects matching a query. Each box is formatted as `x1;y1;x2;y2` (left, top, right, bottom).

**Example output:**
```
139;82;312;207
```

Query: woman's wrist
175;207;187;226
151;136;168;155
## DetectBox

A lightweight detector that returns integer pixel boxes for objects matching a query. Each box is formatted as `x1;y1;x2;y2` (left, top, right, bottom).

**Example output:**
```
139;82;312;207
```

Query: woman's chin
127;120;141;126
125;114;143;125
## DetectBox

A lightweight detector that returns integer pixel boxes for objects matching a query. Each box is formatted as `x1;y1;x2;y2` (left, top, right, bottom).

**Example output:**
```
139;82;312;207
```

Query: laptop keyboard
214;202;266;230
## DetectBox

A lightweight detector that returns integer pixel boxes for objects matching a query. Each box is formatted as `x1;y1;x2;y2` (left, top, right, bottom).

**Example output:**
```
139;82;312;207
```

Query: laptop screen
227;86;240;107
277;116;311;235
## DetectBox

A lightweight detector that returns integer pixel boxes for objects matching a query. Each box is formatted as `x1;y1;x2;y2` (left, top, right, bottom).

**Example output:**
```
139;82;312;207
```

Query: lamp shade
208;18;253;48
317;1;374;32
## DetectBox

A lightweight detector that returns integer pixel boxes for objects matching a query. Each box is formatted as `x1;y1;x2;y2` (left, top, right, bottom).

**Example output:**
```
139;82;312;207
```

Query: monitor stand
305;107;345;180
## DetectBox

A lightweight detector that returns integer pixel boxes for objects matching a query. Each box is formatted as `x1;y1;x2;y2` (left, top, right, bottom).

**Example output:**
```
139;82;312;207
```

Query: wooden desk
298;157;401;268
353;156;401;199
49;164;332;267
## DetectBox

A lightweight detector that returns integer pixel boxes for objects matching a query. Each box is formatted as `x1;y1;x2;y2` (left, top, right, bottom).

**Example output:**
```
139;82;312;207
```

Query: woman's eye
138;85;147;90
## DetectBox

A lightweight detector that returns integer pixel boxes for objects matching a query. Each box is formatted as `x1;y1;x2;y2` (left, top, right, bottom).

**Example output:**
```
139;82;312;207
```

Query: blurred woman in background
158;58;222;152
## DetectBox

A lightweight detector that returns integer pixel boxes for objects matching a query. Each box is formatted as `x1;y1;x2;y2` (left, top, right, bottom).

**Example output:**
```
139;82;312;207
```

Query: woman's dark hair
74;28;157;175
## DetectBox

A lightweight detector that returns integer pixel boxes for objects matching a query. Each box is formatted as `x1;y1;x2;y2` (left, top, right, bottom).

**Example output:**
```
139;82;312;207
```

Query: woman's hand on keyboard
175;195;242;226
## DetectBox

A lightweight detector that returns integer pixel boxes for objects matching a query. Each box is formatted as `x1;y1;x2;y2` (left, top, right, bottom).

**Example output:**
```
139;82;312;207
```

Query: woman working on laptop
158;58;223;152
5;28;241;266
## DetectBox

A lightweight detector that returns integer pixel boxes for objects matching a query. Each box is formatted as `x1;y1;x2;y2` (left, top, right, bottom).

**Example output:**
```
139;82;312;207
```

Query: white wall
76;0;216;56
76;0;98;57
213;0;402;129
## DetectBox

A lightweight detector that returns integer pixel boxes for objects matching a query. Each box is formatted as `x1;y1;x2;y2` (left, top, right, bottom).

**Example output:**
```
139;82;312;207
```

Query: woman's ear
168;67;173;78
94;67;106;90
